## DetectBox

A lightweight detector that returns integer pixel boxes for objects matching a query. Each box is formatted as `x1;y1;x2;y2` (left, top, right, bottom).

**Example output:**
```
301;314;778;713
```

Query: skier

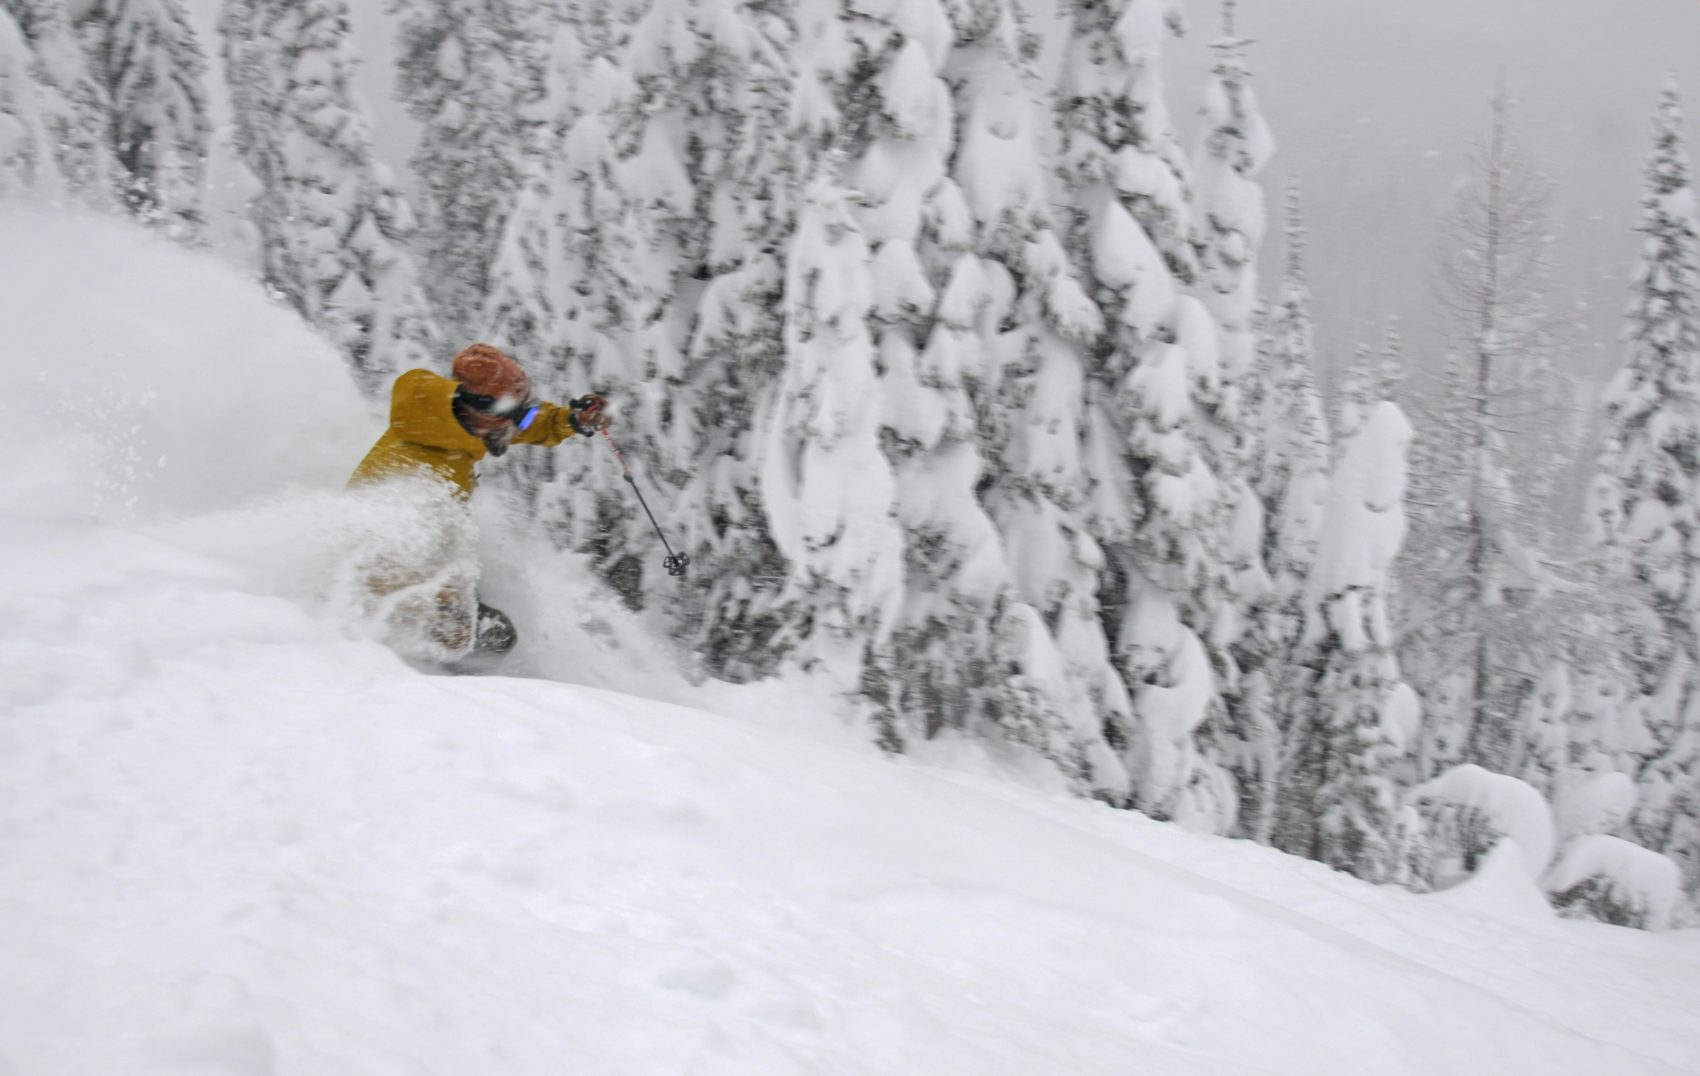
349;342;611;660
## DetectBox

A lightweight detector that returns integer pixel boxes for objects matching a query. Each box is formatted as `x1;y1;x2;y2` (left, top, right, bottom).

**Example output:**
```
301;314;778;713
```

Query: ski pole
597;427;690;578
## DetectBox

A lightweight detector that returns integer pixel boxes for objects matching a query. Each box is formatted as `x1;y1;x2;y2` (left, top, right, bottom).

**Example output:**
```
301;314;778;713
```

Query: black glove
568;394;611;436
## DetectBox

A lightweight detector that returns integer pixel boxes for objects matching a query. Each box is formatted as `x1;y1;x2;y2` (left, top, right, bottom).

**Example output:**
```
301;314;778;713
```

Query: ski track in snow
3;515;1698;1076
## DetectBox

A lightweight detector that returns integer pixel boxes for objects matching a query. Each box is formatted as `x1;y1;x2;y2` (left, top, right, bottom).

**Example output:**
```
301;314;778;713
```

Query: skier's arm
511;402;580;447
513;395;611;447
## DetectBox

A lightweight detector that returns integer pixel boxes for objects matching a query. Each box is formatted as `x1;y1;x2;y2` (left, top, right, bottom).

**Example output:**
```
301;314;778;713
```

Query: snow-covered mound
8;517;1700;1076
4;213;1700;1076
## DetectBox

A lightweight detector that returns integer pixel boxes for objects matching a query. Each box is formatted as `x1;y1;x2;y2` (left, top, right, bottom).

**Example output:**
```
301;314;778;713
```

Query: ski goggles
462;393;540;431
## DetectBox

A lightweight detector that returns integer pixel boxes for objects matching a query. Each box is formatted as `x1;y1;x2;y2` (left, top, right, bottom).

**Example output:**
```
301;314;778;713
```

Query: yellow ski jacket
348;368;581;496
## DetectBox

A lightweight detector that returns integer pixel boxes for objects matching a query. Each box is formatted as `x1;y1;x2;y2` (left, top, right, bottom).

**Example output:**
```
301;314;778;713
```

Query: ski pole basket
597;428;689;579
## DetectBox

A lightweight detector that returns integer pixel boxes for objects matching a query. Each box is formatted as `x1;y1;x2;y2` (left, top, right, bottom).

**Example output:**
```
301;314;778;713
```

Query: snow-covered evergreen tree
479;23;603;521
1542;755;1679;933
72;0;209;237
1412;764;1553;886
841;0;971;741
1410;762;1682;931
0;7;68;198
1192;0;1272;402
761;176;904;680
901;3;1134;796
1;0;112;199
1055;0;1240;827
849;0;1117;785
659;0;803;674
1190;2;1278;834
1234;182;1330;841
1252;188;1330;640
1546;833;1682;930
1589;79;1700;895
1514;661;1575;797
392;0;554;343
479;18;665;595
1056;0;1195;285
482;0;803;673
546;0;802;656
983;216;1143;797
1276;353;1417;880
222;0;440;390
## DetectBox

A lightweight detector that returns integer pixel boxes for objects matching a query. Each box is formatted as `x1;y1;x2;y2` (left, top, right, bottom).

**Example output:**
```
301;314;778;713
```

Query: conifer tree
482;159;567;399
1251;187;1330;624
1057;0;1235;826
1589;79;1700;893
1276;353;1417;879
1399;92;1570;780
0;8;68;198
1191;0;1277;835
762;176;904;676
663;0;803;672
2;0;112;199
483;22;605;376
480;18;659;575
1233;183;1330;841
986;218;1139;798
481;22;600;518
1193;0;1272;401
856;0;1122;785
1057;0;1195;285
73;0;210;237
1513;661;1574;797
392;0;554;343
563;0;799;647
223;0;440;390
486;0;797;654
834;0;967;746
933;1;1137;795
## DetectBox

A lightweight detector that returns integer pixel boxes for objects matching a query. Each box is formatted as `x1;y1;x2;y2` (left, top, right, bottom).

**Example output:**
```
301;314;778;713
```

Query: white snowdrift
6;516;1700;1076
3;212;1700;1076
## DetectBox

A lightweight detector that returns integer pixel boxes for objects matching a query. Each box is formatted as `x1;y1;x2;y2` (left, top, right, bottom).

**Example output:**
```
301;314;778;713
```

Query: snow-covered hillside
3;210;1699;1075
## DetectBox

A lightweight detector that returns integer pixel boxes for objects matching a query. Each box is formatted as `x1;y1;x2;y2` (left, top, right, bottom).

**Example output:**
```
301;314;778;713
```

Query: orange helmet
450;343;532;407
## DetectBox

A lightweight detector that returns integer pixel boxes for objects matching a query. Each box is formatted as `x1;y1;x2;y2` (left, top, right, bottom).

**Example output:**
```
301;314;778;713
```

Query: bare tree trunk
1413;77;1566;776
1463;88;1506;770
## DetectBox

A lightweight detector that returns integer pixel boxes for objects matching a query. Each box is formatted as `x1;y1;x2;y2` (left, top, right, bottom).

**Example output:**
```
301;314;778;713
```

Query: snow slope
3;211;1699;1076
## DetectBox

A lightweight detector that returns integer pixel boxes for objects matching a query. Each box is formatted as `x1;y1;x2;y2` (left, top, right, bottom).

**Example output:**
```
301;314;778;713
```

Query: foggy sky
1168;0;1700;396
